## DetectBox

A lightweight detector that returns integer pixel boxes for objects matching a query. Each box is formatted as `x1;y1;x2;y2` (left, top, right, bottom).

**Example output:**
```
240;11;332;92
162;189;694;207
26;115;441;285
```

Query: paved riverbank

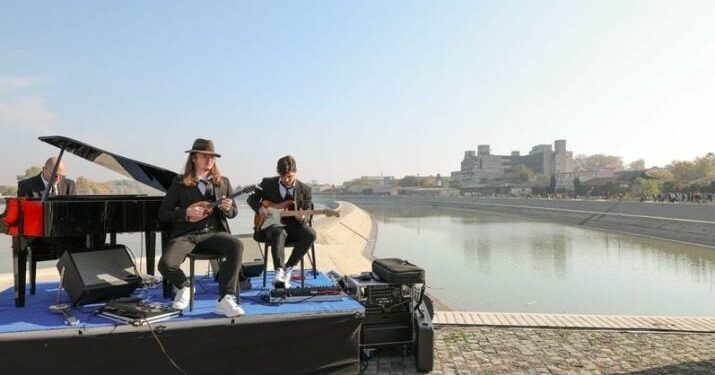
376;326;715;375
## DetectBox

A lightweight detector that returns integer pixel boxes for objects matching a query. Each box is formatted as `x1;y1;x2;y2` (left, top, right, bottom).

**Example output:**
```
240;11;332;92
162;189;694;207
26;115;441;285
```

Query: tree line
0;166;159;196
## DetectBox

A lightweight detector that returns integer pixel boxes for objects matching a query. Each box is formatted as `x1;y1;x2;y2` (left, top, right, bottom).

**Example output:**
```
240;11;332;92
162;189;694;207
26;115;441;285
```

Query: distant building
452;139;574;190
397;187;459;197
359;175;395;186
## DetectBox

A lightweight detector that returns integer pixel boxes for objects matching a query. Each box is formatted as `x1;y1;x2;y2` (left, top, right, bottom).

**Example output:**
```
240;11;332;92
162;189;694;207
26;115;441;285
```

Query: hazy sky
1;1;714;187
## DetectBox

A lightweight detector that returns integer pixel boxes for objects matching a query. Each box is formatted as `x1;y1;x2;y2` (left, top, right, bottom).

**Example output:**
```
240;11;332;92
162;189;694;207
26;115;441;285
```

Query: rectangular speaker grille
71;248;136;287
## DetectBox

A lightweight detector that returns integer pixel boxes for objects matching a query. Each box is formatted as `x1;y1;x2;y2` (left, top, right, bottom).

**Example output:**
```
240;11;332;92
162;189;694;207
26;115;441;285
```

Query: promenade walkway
365;326;715;374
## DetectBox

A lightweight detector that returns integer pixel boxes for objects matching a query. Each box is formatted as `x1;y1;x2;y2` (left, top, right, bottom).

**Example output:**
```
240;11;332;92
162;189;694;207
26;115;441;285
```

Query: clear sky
1;1;714;187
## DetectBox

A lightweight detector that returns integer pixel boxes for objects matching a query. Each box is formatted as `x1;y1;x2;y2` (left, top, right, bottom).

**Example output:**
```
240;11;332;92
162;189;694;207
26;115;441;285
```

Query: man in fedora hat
158;138;245;317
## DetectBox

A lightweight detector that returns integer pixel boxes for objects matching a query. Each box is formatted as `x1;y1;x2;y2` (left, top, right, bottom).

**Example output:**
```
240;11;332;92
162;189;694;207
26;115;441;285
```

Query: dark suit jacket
159;176;238;238
247;176;312;229
17;174;76;198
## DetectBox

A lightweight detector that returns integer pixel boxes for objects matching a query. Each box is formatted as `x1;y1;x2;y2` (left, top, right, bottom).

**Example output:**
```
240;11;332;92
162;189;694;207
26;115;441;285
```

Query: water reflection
359;202;715;316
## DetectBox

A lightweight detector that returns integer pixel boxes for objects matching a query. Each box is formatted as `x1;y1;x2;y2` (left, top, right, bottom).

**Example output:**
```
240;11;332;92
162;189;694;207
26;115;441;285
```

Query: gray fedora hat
185;138;221;157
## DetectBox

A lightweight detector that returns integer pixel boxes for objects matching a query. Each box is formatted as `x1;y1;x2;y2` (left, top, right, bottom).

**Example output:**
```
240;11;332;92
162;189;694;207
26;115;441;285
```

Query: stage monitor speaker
235;234;265;277
57;246;141;306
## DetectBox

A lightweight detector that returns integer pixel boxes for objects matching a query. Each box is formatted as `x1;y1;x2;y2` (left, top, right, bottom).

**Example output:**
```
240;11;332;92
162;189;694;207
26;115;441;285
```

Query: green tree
76;177;111;195
646;169;674;181
548;175;557;193
627;159;646;170
636;177;659;196
574;154;624;171
514;164;534;182
573;178;589;196
0;185;18;196
17;166;42;181
670;157;715;182
398;176;420;187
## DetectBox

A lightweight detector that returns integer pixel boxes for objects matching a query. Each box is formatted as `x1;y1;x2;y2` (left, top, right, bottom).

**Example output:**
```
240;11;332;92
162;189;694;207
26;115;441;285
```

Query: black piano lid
39;135;177;193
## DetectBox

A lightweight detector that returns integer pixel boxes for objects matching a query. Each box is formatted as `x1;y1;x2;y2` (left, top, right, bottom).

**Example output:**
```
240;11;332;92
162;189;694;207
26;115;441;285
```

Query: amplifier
346;275;415;347
345;275;411;309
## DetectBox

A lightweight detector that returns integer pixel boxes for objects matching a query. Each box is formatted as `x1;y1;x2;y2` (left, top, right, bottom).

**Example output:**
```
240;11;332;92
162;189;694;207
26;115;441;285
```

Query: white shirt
41;175;58;195
279;181;295;199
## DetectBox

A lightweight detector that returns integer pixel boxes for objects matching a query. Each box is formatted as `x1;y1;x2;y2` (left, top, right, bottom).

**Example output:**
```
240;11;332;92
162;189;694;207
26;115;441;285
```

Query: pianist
17;157;76;197
16;157;83;255
157;138;244;317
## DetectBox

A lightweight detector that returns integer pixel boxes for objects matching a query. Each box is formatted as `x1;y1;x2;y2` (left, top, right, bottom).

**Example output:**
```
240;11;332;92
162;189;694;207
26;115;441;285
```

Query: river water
360;203;715;316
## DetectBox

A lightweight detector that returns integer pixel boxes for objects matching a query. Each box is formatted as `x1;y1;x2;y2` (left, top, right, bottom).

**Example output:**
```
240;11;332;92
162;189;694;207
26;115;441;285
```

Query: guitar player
247;155;316;289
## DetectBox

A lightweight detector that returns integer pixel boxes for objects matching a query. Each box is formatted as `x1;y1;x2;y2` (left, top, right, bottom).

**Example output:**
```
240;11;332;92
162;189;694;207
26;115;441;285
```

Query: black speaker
235;234;265;277
57;246;141;306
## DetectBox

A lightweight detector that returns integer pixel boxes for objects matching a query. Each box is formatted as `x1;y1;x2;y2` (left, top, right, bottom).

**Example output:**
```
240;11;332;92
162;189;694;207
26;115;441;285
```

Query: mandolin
187;184;260;223
254;200;340;230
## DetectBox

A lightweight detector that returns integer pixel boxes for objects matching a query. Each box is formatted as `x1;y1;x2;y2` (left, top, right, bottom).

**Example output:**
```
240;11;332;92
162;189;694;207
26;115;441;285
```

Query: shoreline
330;195;715;249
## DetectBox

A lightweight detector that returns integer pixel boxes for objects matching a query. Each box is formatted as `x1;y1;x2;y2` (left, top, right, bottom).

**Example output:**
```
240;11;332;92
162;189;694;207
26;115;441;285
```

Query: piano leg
29;248;36;295
145;231;156;275
12;236;27;307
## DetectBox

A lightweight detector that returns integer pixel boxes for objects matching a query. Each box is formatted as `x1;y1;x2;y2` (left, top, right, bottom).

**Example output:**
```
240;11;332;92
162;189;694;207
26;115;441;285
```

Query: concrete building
452;139;574;189
358;175;395;186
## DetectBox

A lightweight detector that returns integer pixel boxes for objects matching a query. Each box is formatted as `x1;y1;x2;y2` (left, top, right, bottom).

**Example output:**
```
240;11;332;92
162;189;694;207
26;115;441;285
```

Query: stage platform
0;271;365;375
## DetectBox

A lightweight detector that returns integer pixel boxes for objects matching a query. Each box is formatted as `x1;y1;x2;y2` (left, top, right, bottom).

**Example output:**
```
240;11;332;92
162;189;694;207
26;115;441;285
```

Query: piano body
0;136;178;307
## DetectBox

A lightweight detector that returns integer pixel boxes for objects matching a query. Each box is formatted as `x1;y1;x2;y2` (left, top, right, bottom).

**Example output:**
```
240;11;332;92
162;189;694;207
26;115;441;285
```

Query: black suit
16;173;83;257
17;174;75;198
158;176;243;297
247;177;316;270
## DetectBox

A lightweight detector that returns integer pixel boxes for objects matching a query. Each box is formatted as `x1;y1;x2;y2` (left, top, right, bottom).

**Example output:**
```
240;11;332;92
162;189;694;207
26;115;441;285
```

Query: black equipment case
413;302;434;372
372;258;425;285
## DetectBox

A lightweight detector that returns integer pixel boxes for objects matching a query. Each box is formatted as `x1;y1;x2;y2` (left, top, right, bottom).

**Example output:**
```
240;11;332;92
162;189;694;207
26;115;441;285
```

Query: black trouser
261;224;316;270
158;231;243;298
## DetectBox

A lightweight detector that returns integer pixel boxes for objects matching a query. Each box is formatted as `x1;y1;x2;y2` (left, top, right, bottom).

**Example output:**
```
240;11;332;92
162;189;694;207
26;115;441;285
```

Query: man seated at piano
158;138;245;317
16;156;84;257
247;155;316;289
17;157;75;197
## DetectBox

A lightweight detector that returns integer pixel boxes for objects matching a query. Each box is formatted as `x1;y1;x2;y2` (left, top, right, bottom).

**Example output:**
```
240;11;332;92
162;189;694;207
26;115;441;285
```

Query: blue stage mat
0;271;363;334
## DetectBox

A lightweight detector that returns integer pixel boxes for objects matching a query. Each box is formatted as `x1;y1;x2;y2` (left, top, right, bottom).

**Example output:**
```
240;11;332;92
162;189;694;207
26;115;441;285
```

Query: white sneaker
172;285;195;297
172;287;191;310
283;267;294;289
272;268;285;287
214;295;245;317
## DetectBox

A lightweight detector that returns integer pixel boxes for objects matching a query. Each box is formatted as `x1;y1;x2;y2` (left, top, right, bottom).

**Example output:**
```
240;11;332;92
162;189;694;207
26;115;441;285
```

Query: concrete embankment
311;200;375;274
340;195;715;248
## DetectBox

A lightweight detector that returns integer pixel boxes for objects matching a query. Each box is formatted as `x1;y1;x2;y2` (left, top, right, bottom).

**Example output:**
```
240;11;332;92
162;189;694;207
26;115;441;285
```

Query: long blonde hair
181;153;224;187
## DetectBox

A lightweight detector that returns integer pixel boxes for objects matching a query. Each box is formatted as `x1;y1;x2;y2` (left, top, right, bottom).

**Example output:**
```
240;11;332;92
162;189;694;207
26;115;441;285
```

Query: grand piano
1;136;178;307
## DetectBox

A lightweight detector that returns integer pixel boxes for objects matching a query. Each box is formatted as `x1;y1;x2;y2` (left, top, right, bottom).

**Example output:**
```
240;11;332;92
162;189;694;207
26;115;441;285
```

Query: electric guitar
187;184;261;223
254;200;340;230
